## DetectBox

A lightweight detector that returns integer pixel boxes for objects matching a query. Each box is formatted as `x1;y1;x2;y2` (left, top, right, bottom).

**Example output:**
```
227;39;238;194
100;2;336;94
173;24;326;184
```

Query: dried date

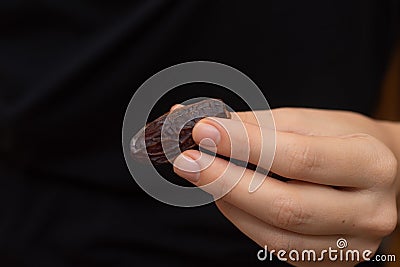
130;98;231;164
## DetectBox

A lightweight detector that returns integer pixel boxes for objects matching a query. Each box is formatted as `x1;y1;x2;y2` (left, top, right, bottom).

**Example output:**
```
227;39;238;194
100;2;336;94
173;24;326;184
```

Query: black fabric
0;1;399;266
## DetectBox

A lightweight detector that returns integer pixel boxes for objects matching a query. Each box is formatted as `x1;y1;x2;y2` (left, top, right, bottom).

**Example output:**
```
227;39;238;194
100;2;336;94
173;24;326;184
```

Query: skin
172;106;400;266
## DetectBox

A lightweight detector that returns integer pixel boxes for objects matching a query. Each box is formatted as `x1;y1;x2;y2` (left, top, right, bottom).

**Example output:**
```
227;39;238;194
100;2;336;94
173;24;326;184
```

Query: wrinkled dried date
130;99;231;164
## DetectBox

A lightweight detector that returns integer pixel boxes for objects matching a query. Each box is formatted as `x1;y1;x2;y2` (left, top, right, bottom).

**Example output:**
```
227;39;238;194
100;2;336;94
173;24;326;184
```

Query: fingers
173;151;366;235
171;104;390;188
193;118;386;188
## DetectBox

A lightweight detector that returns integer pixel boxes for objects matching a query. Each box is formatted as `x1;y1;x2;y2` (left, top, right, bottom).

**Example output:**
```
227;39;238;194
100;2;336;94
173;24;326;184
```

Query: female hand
173;107;399;266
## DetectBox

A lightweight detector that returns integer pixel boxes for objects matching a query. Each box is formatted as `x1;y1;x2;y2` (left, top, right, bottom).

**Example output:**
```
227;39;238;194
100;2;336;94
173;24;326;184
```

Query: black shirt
1;1;399;266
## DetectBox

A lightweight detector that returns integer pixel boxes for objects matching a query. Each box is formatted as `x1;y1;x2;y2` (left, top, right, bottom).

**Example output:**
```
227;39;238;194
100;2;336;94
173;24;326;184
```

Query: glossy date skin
130;99;231;164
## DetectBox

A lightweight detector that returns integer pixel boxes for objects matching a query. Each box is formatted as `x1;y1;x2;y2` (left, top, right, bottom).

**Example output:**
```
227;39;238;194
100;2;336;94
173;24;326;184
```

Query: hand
173;107;399;266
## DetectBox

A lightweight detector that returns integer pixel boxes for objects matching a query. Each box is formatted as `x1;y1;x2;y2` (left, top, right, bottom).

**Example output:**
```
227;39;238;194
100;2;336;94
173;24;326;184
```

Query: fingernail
194;122;221;147
173;153;200;182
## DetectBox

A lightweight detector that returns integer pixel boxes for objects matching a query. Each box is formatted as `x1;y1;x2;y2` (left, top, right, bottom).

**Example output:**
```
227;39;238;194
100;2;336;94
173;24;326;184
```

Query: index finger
193;118;386;188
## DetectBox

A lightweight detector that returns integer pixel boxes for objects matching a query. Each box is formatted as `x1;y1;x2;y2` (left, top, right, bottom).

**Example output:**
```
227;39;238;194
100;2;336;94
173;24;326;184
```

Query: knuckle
272;196;306;228
362;204;398;237
285;139;318;177
355;134;397;186
376;208;397;237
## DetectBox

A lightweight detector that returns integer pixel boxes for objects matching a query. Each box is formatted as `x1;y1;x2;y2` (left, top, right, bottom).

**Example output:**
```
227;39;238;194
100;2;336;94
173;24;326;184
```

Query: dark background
1;1;399;266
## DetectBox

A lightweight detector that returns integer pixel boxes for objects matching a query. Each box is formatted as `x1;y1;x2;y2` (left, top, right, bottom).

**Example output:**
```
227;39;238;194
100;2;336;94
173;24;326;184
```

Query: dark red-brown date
130;98;231;164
